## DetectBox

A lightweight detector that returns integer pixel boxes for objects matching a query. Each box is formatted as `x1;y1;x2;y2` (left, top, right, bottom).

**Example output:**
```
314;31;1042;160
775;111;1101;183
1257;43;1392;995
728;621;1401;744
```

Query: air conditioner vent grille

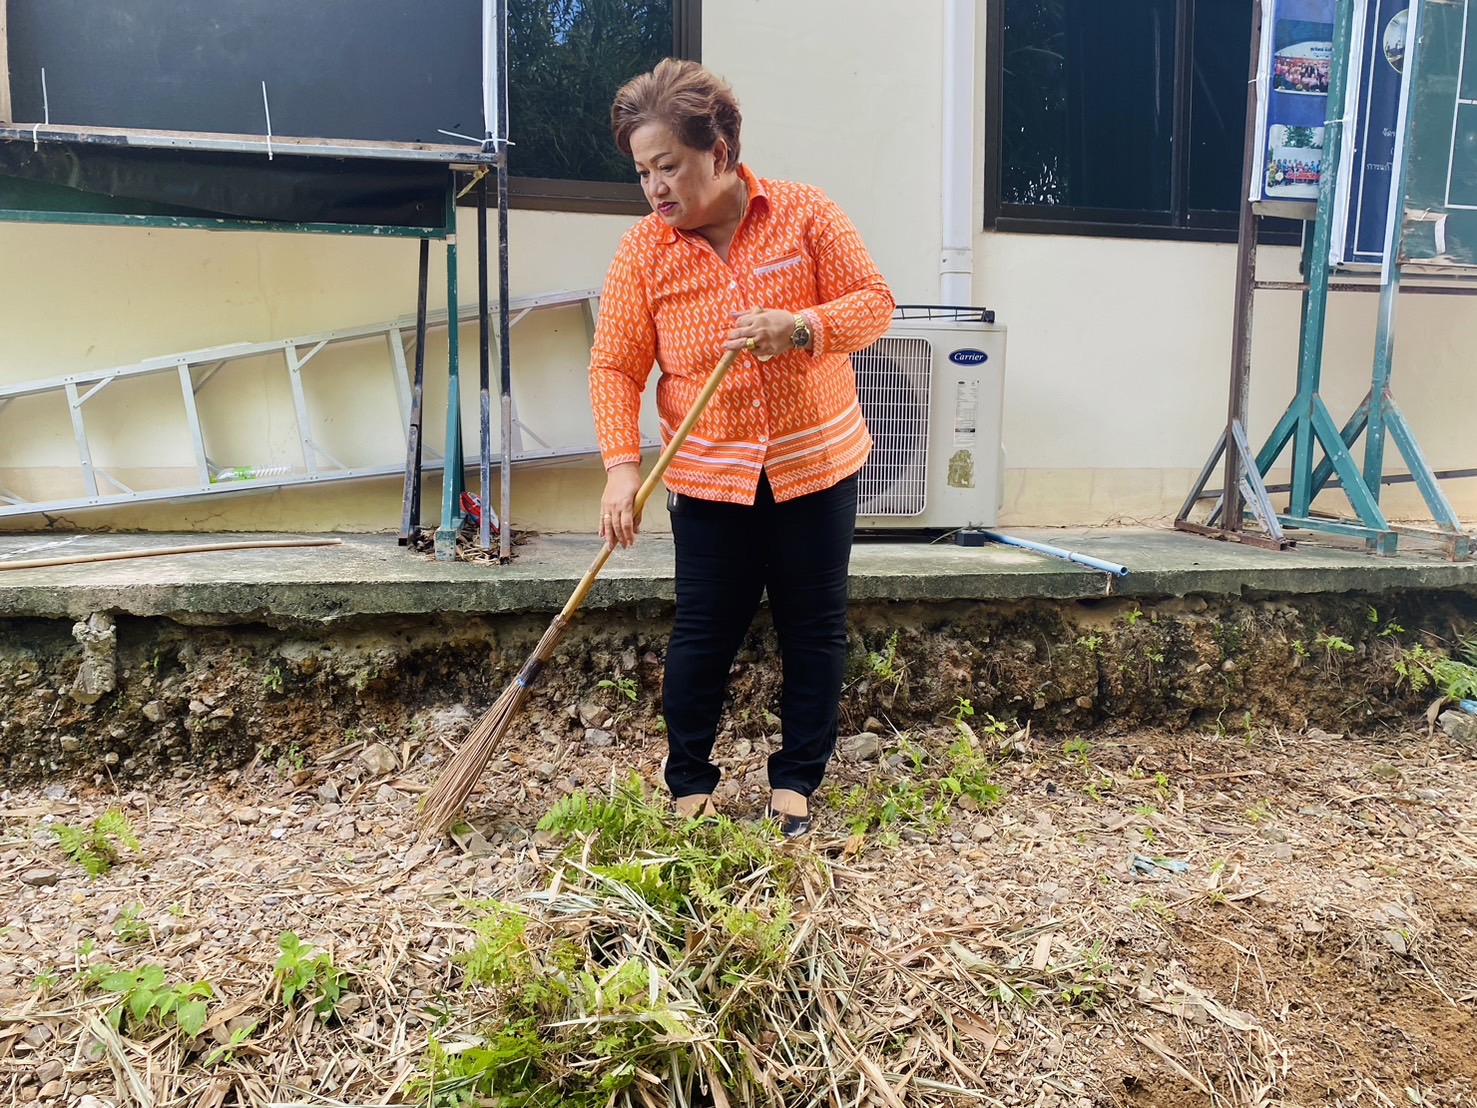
855;336;932;516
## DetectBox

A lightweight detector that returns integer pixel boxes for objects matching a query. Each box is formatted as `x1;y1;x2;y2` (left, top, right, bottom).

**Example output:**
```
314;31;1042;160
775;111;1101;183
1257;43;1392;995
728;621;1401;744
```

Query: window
986;0;1271;240
507;0;701;213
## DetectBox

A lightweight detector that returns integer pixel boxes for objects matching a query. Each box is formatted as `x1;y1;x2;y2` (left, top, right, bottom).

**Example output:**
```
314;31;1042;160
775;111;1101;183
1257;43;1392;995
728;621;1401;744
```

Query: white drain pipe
940;0;976;306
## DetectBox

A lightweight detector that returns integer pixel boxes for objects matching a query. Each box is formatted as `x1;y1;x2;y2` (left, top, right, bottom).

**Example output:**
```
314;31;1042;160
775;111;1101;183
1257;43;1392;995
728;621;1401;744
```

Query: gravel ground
2;714;1476;1107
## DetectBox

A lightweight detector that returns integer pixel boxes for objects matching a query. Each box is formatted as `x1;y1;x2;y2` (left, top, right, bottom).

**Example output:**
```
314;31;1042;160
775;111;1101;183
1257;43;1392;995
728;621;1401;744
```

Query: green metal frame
1251;0;1470;557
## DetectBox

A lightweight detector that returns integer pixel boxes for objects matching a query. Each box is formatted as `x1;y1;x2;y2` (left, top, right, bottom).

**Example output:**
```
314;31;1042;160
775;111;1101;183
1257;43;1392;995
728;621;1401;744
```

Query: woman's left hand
725;308;793;359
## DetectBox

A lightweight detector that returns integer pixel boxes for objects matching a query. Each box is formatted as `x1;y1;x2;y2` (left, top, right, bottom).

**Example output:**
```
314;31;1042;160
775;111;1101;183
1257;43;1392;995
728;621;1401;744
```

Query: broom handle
558;348;741;620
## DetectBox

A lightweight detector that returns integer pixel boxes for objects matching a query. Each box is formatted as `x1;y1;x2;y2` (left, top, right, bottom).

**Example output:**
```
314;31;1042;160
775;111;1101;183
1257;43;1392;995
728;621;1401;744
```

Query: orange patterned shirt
588;164;895;504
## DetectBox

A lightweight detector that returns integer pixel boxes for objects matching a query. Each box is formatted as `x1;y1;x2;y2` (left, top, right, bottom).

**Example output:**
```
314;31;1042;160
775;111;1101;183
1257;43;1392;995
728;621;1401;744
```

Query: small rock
317;782;341;802
577;698;613;729
229;807;262;826
336;992;365;1017
36;1061;64;1084
70;612;117;705
732;737;753;759
20;869;61;888
189;700;210;716
1380;928;1409;955
534;761;558;782
58;736;82;753
76;1097;112;1108
584;728;614;748
39;1081;64;1098
358;743;398;777
17;1086;37;1104
141;700;167;723
840;733;881;762
1438;710;1477;745
375;783;403;805
1258;825;1289;843
22;1023;53;1046
862;716;886;734
42;784;69;801
1075;696;1094;710
1271;842;1294;862
971;822;994;842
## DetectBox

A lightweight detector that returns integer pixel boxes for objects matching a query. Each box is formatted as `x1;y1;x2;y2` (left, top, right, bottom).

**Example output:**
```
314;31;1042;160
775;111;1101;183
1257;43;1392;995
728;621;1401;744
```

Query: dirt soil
2;710;1475;1107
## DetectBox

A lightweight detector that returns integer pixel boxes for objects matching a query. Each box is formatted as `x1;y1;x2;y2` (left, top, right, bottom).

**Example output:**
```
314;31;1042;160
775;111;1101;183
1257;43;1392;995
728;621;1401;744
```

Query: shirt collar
657;163;768;244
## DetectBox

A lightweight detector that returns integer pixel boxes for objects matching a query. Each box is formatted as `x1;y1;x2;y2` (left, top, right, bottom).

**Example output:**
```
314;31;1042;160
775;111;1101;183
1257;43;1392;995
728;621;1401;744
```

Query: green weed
114;905;151;945
84;962;213;1038
597;674;639;702
411;779;811;1108
274;931;350;1020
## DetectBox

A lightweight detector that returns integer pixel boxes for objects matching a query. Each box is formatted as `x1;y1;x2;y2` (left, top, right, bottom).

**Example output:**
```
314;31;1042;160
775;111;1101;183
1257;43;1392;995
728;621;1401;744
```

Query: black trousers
663;471;858;800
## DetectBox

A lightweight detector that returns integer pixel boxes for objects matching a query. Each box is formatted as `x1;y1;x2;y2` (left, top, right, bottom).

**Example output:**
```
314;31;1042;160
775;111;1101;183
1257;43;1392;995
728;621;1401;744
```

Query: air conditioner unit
854;306;1006;530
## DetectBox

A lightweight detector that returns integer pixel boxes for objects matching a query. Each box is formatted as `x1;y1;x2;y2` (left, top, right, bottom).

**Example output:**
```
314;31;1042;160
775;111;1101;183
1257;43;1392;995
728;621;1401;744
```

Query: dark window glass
505;0;699;210
991;0;1281;240
1188;0;1252;215
1000;0;1176;212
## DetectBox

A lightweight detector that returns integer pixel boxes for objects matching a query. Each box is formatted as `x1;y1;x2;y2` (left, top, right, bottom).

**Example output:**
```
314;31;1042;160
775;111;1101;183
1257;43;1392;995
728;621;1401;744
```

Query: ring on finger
746;337;757;351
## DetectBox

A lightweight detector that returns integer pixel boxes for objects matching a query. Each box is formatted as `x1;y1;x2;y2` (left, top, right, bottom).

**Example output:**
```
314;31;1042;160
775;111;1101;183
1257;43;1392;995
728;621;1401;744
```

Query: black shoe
766;807;812;839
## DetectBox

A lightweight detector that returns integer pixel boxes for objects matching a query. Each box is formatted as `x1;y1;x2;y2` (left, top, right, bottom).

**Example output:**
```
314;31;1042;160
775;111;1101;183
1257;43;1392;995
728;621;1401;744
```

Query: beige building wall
2;0;1474;535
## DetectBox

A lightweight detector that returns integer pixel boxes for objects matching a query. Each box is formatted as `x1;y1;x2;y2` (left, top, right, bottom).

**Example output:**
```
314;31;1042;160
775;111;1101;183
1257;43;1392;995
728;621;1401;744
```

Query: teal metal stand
1253;0;1470;557
1337;0;1469;555
436;177;467;560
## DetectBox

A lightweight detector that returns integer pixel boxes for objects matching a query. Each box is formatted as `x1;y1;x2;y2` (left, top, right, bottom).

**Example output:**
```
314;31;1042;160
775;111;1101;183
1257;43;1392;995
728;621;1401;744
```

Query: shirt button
758;435;768;444
752;398;762;408
728;280;737;290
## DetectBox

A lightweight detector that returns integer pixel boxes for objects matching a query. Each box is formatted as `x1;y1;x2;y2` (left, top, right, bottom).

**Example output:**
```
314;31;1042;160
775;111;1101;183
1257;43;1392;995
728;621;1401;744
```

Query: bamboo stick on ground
0;537;343;572
419;349;741;831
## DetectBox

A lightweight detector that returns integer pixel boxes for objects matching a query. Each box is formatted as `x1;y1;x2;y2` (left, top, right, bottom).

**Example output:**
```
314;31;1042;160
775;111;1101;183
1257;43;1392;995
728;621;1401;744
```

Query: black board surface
4;0;487;159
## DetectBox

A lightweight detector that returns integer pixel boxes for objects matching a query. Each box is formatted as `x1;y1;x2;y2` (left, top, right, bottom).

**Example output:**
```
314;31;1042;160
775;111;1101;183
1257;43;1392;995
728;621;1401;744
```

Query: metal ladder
0;289;607;522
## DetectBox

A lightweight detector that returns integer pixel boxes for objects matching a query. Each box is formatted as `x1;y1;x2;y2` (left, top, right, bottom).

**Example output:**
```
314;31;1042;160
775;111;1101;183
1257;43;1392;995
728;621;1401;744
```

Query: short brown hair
611;59;742;169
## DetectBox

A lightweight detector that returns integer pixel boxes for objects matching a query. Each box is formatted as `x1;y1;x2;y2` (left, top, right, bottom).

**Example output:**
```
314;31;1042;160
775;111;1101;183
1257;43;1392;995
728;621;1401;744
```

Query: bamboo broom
418;348;742;831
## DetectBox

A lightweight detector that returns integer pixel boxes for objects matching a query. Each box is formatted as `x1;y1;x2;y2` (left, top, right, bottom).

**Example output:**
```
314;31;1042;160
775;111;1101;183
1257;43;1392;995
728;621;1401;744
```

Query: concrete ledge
1;528;1476;625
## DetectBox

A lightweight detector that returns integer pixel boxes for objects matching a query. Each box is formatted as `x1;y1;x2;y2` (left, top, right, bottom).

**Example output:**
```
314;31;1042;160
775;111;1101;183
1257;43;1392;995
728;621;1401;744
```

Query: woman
588;58;894;836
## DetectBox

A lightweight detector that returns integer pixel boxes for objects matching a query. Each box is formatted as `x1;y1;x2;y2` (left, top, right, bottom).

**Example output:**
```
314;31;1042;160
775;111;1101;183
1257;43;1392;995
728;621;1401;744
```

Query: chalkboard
0;140;452;231
1;0;491;161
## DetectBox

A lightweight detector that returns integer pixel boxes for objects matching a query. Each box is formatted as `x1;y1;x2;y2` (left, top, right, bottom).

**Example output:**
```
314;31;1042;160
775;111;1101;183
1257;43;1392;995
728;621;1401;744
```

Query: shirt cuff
603;449;642;470
800;308;824;356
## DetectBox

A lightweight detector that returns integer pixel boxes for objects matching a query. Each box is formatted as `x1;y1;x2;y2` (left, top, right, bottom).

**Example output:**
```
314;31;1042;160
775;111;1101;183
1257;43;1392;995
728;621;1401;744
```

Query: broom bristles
418;678;530;831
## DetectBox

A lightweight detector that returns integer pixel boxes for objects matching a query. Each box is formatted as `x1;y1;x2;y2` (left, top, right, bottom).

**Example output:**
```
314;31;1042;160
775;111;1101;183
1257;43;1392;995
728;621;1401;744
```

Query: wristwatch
790;312;812;350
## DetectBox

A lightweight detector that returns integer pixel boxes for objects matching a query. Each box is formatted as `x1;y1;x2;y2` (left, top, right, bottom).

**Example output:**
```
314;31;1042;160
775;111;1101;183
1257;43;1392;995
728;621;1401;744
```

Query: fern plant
52;809;140;875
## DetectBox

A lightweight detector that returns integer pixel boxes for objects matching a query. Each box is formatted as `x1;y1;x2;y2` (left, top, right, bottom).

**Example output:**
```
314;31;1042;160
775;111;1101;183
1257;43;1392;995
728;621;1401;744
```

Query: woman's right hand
600;462;644;549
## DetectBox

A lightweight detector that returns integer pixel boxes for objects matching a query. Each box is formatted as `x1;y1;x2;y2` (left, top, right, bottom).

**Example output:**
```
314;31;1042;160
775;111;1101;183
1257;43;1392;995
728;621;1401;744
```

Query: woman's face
629;122;731;231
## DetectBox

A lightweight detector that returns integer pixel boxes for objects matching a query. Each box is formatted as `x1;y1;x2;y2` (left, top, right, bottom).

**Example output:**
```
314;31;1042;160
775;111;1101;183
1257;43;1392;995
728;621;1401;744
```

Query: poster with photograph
1252;0;1336;215
1332;0;1409;266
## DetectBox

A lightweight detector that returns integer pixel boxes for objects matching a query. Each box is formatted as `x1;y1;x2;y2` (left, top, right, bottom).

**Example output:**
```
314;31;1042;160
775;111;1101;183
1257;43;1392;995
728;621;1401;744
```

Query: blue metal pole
436;177;466;561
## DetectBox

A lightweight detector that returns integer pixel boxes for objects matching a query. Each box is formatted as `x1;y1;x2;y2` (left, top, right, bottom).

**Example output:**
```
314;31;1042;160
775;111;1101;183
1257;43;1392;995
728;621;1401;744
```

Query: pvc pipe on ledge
971;530;1130;577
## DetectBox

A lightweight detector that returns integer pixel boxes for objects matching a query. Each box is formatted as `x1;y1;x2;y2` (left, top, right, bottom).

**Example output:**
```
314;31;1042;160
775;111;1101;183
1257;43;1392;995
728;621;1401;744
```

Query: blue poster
1253;0;1335;215
1337;0;1409;265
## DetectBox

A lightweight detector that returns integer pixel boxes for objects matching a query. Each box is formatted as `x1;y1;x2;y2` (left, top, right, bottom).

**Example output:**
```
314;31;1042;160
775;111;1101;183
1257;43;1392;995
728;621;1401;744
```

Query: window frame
983;0;1296;244
507;0;702;214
